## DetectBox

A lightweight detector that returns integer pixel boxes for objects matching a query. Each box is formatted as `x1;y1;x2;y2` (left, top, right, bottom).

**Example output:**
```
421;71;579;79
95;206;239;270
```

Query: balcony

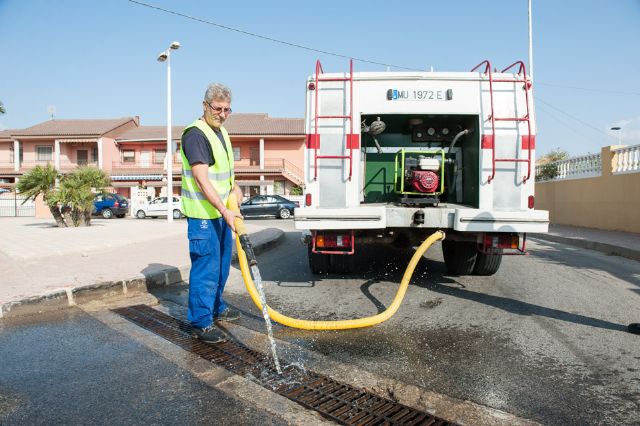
108;157;303;185
0;162;17;174
59;160;98;171
19;160;56;171
234;158;303;185
111;160;181;176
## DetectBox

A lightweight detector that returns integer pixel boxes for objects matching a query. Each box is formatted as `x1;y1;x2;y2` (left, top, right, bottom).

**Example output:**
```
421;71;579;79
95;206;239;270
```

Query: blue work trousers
187;217;232;328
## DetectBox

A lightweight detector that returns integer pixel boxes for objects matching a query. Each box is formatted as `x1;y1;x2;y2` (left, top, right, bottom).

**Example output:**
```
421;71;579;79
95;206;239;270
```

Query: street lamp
610;126;623;145
157;41;180;223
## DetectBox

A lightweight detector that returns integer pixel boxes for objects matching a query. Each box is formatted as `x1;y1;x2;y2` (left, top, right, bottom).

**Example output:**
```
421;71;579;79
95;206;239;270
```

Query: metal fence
0;194;35;217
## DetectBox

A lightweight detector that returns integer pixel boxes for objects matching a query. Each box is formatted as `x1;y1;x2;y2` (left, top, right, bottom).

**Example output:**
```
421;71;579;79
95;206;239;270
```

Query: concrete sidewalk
0;217;284;318
531;224;640;262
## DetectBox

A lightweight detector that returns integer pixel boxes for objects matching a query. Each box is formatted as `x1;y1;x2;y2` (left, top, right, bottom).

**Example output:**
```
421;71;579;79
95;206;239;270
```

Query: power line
536;82;640;97
535;96;616;140
535;103;604;149
127;0;419;71
129;0;633;142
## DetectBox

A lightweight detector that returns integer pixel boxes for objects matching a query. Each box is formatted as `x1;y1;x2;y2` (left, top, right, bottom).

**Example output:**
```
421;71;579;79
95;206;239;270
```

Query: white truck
294;59;549;275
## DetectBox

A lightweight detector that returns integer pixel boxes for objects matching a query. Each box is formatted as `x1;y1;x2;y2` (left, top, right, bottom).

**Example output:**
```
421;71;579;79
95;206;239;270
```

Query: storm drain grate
113;304;457;426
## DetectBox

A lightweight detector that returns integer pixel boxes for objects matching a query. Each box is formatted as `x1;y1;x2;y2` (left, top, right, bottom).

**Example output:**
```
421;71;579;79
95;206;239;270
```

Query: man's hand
220;208;243;233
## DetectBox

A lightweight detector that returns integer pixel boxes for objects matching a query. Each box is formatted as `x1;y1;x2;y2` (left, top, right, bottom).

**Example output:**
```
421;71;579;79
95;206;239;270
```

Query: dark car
240;195;298;219
93;193;129;219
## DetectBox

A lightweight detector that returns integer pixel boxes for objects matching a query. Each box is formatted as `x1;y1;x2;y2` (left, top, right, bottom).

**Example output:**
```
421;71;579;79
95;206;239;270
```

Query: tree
536;148;569;181
59;167;110;226
290;185;303;195
17;164;66;227
0;101;5;114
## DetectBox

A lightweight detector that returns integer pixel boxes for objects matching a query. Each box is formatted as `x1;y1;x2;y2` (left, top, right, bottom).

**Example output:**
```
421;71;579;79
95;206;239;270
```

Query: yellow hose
228;194;445;330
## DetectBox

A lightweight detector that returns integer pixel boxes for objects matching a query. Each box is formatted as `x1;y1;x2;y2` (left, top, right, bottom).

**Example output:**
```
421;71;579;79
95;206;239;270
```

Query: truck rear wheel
442;240;477;275
308;246;330;275
473;251;503;276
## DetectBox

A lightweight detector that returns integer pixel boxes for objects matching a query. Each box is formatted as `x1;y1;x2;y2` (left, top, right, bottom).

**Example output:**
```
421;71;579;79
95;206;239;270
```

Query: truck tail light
528;195;535;209
305;193;312;206
314;231;354;253
484;233;519;249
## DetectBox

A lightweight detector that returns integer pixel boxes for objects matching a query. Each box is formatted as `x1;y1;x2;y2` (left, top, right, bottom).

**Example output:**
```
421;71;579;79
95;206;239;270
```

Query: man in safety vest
180;82;244;343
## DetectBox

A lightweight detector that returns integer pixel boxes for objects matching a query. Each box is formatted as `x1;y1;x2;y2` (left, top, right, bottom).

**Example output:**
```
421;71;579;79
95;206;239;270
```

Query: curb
0;228;285;319
530;233;640;262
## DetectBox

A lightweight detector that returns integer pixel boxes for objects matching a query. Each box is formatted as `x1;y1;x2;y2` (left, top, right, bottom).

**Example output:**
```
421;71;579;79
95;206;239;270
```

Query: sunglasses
206;102;232;114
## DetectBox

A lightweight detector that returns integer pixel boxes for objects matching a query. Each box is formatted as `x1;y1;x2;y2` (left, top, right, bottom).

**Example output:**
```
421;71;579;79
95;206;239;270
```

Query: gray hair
204;83;232;103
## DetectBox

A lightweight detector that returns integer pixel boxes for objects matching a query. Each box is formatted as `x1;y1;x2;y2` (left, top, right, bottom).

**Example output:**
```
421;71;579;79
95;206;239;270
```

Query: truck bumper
295;205;549;234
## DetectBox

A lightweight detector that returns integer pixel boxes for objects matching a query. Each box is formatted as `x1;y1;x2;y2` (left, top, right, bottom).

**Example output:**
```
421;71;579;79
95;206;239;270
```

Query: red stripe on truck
306;134;320;149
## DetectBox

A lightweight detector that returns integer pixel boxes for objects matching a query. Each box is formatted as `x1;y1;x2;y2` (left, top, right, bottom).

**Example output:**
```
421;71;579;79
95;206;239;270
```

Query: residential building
0;117;140;187
0;113;304;216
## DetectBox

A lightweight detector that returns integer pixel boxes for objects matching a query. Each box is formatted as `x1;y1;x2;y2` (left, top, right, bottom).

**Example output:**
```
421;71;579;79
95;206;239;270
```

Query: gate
0;193;36;217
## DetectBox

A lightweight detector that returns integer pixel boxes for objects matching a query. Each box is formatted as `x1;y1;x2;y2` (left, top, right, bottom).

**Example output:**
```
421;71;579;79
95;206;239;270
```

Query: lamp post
610;126;623;145
157;41;180;223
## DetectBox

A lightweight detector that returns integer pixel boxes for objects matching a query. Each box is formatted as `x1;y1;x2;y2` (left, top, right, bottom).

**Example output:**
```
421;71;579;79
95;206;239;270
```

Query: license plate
387;89;452;101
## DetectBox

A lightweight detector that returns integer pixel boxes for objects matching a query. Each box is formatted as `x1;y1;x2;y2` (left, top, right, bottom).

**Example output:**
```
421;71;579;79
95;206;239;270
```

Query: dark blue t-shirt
182;126;226;167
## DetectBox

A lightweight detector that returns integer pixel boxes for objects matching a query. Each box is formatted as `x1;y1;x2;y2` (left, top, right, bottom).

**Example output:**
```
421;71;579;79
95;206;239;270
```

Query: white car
135;196;183;219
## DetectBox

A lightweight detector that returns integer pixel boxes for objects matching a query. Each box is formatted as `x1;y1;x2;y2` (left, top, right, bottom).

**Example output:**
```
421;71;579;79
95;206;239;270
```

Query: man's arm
232;183;243;207
192;163;242;231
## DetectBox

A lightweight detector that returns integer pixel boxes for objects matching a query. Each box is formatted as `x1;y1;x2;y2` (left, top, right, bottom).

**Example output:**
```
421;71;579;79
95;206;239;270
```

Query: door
140;151;151;167
250;147;259;166
264;196;279;215
148;197;167;215
242;196;266;217
77;150;88;166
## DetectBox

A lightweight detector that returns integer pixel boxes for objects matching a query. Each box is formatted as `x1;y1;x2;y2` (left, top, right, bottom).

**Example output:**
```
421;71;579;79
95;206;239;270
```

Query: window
233;147;241;161
77;150;88;166
154;149;166;164
273;180;284;195
36;146;53;161
9;146;13;163
92;148;98;163
123;150;135;163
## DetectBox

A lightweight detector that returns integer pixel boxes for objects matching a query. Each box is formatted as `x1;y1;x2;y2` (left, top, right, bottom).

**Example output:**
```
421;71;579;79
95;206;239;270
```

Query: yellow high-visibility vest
180;119;235;219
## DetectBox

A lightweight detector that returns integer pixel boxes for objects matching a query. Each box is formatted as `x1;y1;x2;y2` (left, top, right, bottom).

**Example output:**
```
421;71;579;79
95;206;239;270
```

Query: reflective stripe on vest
182;169;233;181
180;119;235;219
181;188;231;201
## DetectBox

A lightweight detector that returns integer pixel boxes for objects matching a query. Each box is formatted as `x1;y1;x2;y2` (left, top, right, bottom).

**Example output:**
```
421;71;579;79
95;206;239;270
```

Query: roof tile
11;117;136;137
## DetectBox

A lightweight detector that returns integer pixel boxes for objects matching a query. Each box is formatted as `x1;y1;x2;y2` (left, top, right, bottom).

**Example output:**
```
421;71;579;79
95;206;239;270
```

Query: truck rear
294;60;549;275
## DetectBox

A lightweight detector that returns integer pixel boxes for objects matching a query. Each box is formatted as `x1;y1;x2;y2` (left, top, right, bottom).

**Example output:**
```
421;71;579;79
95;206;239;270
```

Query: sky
1;0;639;157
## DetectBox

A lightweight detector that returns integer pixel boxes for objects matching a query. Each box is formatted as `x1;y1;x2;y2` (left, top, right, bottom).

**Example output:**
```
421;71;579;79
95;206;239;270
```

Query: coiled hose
228;194;445;330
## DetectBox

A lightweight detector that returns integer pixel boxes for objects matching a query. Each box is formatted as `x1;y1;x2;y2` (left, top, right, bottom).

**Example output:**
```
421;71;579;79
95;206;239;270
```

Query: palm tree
17;164;66;227
60;167;110;226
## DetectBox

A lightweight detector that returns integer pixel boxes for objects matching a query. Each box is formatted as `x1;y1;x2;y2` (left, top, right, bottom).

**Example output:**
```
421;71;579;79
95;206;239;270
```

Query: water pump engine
396;149;445;198
409;157;441;193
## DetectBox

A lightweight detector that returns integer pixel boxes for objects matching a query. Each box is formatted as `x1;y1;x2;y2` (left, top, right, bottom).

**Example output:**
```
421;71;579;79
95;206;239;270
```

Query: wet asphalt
0;308;285;425
2;218;640;425
200;219;640;425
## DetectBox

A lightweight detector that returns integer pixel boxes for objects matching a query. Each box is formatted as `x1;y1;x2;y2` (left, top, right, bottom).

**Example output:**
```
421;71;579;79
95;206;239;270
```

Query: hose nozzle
228;193;258;265
239;234;258;266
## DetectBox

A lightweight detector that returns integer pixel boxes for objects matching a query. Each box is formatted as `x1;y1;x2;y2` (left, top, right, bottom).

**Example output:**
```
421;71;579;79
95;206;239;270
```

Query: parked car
240;195;299;219
135;196;183;219
93;193;129;219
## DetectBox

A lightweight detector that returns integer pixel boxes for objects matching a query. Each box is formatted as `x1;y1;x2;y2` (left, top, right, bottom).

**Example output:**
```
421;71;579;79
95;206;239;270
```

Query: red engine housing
410;170;439;193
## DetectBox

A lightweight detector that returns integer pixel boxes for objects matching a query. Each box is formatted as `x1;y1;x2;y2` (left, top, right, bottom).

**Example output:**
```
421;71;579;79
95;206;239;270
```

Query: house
111;113;304;201
0;113;304;216
0;117;140;187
